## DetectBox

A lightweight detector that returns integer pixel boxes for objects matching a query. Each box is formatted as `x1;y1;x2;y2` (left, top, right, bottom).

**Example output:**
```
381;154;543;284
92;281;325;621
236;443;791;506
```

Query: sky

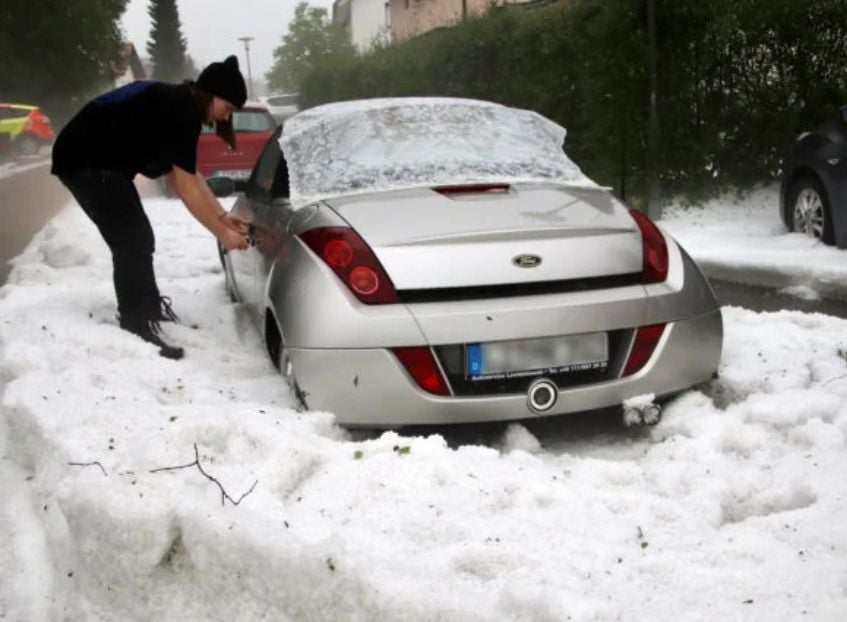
120;0;334;90
1;180;847;620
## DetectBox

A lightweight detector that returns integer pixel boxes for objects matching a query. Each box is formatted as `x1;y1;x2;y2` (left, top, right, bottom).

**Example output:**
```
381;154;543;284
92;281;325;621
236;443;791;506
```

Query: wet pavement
0;158;159;284
0;156;64;284
709;278;847;319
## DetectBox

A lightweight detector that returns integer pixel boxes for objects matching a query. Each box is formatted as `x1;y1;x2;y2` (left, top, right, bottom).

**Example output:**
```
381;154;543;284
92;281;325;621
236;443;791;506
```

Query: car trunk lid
323;184;643;291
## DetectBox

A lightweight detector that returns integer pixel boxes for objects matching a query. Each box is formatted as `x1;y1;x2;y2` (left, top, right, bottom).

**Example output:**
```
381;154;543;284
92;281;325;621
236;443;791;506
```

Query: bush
299;0;847;205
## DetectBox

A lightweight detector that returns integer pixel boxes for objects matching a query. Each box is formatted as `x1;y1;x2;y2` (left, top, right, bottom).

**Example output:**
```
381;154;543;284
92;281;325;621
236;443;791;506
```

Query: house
388;0;552;42
333;0;392;52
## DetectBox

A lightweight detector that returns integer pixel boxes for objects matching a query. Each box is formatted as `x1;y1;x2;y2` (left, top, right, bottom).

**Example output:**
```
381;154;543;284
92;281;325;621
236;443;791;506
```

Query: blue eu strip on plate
466;343;483;377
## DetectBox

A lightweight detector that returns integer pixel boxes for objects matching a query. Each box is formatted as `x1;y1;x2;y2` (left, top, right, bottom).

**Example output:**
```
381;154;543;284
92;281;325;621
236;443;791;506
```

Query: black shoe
155;296;179;323
119;315;184;360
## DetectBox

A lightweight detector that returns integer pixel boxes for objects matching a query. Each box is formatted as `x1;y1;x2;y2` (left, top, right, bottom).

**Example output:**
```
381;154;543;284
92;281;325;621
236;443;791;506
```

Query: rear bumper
289;308;722;427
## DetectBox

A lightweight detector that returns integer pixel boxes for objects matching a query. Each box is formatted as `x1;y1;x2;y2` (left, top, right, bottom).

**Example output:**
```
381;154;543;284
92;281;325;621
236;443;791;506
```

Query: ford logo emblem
512;254;542;268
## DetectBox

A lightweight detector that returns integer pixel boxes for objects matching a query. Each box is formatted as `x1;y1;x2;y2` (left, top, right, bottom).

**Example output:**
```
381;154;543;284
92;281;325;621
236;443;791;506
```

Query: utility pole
238;36;255;100
646;0;661;220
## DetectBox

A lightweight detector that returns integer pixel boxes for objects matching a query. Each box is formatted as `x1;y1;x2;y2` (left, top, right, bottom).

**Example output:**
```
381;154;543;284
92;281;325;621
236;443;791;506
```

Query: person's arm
170;165;249;251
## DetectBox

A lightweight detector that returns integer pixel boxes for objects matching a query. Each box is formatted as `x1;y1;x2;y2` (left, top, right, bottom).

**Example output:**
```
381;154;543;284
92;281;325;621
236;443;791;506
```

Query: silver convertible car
215;98;722;427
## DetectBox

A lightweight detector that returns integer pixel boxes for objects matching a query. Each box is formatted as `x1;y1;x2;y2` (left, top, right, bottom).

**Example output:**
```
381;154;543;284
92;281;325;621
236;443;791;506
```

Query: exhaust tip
622;403;663;427
527;378;558;413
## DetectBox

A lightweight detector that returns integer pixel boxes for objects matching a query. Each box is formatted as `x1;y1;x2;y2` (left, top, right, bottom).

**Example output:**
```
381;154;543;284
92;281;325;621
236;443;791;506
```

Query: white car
260;93;299;125
216;97;723;428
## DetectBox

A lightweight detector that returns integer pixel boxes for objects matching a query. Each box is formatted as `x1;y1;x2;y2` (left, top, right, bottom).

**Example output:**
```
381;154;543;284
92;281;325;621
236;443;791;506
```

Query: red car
197;103;277;183
160;103;276;196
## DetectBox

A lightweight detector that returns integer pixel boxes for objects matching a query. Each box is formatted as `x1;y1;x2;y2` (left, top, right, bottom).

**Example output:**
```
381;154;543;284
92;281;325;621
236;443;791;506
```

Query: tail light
628;209;668;283
299;227;399;304
392;347;450;395
622;323;665;376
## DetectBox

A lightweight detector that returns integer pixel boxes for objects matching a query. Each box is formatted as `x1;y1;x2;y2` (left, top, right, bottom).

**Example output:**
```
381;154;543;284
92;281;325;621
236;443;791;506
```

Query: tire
787;176;835;245
15;134;39;157
265;311;307;410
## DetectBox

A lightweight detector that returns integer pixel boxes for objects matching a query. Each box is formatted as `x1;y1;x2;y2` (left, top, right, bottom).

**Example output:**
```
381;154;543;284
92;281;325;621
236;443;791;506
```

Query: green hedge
300;0;847;204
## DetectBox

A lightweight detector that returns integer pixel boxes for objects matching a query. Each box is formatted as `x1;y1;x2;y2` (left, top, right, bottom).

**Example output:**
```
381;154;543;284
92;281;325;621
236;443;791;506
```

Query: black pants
59;169;161;317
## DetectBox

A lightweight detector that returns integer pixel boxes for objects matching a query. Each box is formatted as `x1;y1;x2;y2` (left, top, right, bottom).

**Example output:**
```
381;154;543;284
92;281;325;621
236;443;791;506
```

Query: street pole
646;0;661;220
238;36;255;100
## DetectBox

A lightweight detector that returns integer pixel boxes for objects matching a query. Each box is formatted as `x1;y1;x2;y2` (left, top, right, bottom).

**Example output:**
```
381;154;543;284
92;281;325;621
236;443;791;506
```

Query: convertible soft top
281;97;593;208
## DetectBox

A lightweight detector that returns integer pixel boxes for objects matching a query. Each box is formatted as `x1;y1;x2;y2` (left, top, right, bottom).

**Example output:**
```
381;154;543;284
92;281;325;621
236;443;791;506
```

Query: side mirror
206;176;235;197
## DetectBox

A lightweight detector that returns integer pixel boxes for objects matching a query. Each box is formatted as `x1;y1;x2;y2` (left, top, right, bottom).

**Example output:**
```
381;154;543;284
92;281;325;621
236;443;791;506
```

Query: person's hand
220;227;249;251
220;212;249;234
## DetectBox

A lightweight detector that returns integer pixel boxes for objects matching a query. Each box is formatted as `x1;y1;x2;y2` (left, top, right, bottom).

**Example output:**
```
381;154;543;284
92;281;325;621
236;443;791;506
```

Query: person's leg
59;170;159;313
58;170;183;359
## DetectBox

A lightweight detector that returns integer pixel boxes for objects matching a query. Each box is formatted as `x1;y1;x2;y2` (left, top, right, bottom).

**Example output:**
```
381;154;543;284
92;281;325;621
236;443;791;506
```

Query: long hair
185;80;236;150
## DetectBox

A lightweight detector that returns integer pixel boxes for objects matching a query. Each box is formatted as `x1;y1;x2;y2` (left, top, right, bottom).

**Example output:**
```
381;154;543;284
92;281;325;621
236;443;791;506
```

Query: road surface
710;278;847;319
0;158;64;284
0;158;158;284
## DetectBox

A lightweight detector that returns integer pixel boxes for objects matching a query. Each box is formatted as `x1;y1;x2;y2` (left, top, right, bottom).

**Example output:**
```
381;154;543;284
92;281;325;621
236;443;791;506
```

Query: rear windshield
281;98;589;209
201;110;274;134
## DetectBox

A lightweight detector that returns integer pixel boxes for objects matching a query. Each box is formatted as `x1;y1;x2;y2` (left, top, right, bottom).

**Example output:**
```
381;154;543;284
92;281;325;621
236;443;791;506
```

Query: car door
223;187;258;310
248;128;296;316
223;130;279;314
0;105;13;139
0;106;12;153
236;127;290;321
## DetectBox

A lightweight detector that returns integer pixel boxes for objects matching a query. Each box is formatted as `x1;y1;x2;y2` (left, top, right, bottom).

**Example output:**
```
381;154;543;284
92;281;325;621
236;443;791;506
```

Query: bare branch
149;444;258;506
822;373;847;387
68;461;108;477
149;458;197;473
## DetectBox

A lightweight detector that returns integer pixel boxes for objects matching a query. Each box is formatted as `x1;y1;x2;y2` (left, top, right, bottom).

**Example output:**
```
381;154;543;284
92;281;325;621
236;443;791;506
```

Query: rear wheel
265;311;307;410
15;134;39;157
788;176;834;244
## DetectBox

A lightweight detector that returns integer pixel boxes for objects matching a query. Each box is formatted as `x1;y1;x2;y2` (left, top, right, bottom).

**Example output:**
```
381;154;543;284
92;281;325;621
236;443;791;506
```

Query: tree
265;2;354;93
146;0;189;82
0;0;128;124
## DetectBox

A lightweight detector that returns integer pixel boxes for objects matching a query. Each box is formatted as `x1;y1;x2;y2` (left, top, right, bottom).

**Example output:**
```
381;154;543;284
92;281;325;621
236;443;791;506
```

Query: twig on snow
68;461;108;477
150;444;258;506
822;373;847;387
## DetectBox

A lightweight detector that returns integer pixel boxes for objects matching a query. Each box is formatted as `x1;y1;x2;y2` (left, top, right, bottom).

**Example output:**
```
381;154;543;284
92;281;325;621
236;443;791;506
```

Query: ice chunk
281;97;591;209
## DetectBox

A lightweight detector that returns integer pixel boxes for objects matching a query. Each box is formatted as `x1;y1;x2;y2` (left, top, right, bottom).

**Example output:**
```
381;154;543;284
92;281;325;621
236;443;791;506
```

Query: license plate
212;169;251;180
466;333;608;379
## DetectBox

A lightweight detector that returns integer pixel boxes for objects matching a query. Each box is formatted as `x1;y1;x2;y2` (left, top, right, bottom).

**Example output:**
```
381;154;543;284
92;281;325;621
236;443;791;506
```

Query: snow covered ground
663;185;847;301
2;188;847;621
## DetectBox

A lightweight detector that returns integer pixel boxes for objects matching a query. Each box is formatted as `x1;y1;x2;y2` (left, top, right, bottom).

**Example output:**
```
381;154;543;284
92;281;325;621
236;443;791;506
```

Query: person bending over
52;56;251;359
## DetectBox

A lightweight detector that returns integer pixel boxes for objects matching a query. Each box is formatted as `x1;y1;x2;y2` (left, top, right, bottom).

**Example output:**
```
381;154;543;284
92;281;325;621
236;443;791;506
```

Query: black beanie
197;55;247;108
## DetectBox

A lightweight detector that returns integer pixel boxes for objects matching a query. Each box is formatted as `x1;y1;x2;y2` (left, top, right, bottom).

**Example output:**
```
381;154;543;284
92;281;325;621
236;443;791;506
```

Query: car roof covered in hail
280;97;594;209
